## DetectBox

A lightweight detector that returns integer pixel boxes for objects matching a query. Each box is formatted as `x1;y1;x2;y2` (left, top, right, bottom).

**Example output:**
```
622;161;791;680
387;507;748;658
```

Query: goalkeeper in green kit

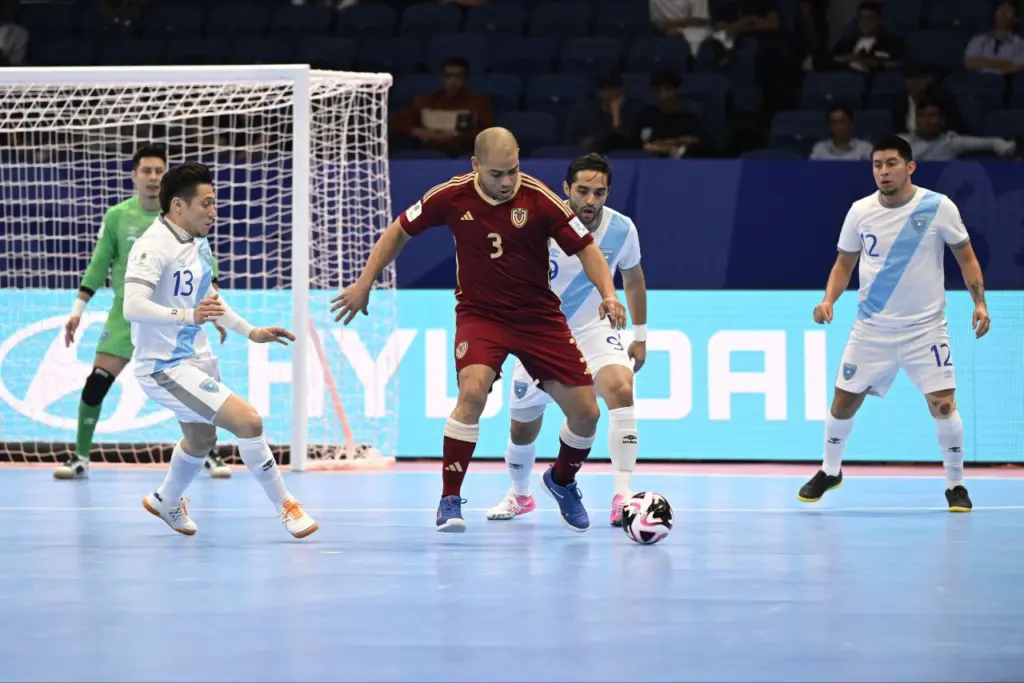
55;145;232;480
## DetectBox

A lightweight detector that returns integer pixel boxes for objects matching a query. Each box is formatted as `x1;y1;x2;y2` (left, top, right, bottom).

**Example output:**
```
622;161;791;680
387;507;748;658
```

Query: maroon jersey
398;172;594;324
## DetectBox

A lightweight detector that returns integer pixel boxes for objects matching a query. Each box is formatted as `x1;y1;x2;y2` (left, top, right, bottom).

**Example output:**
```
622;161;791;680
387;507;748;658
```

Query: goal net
0;65;396;471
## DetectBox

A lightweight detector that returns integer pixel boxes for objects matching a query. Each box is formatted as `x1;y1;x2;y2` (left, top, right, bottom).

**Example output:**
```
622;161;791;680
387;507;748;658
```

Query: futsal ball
622;492;673;545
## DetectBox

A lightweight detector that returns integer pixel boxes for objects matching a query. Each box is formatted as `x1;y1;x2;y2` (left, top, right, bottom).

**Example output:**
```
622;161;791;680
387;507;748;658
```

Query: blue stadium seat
625;36;691;73
694;37;758;86
531;144;588;158
867;69;907;109
269;5;333;38
496;111;558;152
78;6;133;37
16;2;78;39
489;37;559;78
529;2;593;38
881;0;925;33
905;30;971;72
800;72;867;110
230;39;294;65
391;149;451;160
983;111;1024;139
526;74;592;117
426;33;489;73
741;148;804;160
99;39;165;66
164;39;230;65
769;110;830;156
465;2;528;36
852;110;895;141
390;75;442;111
469;74;524;114
399;3;462;36
27;39;98;67
560;37;623;77
294;38;357;70
621;73;655;104
945;71;1006;134
1012;74;1024;110
593;1;655;38
336;2;398;38
358;37;424;75
142;5;206;37
681;74;730;121
924;0;989;33
209;4;269;38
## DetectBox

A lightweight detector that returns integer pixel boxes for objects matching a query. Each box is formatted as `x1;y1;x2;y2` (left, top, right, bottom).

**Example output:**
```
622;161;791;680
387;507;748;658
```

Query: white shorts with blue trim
136;356;232;424
508;321;632;423
835;318;956;399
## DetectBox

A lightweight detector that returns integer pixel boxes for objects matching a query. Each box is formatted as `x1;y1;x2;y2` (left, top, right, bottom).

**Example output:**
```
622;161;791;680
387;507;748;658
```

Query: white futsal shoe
278;497;318;538
142;491;197;535
53;454;90;480
486;488;537;520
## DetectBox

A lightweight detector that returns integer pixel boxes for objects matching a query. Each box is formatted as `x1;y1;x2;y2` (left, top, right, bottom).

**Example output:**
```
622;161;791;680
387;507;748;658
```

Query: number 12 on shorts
930;343;952;367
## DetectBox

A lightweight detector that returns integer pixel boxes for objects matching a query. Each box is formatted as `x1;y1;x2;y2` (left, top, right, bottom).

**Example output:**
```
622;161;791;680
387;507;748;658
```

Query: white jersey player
122;161;317;538
487;154;648;526
798;135;990;512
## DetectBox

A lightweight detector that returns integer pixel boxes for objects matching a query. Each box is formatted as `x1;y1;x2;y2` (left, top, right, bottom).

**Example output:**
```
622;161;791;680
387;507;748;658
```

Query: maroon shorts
453;314;593;388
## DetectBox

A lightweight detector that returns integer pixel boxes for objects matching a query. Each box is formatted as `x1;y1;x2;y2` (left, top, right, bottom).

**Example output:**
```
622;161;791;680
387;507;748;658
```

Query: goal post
0;64;397;472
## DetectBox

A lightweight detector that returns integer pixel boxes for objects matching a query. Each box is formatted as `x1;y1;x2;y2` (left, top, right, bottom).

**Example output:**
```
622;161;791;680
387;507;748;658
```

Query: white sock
821;414;854;476
237;434;289;508
156;441;206;505
936;411;965;489
505;440;536;496
608;406;638;497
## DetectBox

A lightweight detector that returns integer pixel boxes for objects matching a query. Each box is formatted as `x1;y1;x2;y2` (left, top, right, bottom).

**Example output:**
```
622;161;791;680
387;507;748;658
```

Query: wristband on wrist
70;298;87;317
633;324;647;342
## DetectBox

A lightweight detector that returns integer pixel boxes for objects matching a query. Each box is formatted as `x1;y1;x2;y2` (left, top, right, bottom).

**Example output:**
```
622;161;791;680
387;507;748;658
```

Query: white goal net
0;65;396;471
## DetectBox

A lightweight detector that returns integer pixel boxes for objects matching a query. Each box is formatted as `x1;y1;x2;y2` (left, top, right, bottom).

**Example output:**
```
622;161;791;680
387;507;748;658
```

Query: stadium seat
924;0;989;33
426;33;489;73
560;38;623;77
769;110;830;156
15;2;78;39
78;5;132;38
625;36;691;73
593;1;655;38
209;4;269;39
489;37;559;78
142;5;206;37
269;5;333;38
881;0;925;34
399;3;462;37
621;73;655;104
867;69;907;110
389;74;442;111
944;71;1006;110
1012;74;1024;110
294;38;359;70
163;39;230;66
27;39;98;67
469;74;524;114
358;37;424;75
905;30;971;72
526;74;592;118
230;39;295;66
531;145;588;158
529;2;593;38
852;110;895;141
465;3;528;36
99;39;165;66
335;2;398;38
741;148;804;160
496;111;558;152
800;72;867;110
983;111;1024;140
681;74;730;121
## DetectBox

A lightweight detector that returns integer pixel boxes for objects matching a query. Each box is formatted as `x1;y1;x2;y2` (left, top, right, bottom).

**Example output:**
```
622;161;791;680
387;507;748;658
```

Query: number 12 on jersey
173;270;194;297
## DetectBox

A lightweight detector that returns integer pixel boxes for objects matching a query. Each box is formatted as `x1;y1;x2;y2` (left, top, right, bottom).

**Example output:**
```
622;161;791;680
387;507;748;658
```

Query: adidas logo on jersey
461;212;473;221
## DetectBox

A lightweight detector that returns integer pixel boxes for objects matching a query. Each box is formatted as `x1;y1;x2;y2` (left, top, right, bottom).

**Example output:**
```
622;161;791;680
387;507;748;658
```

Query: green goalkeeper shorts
95;296;135;360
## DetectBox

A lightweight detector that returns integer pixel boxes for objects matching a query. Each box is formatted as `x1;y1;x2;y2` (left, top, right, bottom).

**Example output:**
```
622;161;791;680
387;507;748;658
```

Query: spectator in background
634;68;706;158
0;0;28;67
566;72;641;154
390;57;493;158
901;98;1016;160
831;1;903;76
649;0;712;58
810;105;872;160
798;0;830;72
964;0;1024;77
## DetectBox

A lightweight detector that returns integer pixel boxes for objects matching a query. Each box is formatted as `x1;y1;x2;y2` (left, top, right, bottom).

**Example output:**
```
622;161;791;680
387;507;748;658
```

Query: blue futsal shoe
541;466;590;532
436;495;467;533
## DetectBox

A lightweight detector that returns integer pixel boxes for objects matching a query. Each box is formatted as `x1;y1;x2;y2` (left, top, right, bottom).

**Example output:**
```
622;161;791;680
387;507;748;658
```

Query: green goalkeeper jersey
79;196;220;299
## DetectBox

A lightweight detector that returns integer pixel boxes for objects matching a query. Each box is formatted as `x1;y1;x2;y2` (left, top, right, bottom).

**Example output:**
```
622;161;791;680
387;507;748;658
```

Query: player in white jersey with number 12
122;162;317;538
487;154;648;526
797;135;990;511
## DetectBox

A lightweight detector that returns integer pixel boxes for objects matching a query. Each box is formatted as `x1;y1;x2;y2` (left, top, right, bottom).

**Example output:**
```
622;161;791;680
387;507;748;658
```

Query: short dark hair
597;71;624;90
826;104;854;121
858;1;882;16
871;134;913;162
132;144;167;169
442;56;469;73
159;162;214;214
651;68;682;90
566;153;612;188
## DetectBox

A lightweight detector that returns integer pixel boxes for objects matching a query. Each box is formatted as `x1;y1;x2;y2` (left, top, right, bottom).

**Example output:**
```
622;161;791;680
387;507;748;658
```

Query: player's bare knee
180;424;216;455
830;388;863;420
927;390;956;418
510;419;540;446
603;378;634;410
566;397;600;435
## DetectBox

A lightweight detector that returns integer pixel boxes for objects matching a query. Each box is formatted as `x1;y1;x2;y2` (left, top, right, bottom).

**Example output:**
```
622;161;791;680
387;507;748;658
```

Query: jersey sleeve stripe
423;173;474;202
125;277;156;290
521;176;572;217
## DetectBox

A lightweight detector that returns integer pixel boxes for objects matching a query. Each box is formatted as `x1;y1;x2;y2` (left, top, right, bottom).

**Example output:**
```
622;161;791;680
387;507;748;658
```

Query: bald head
474;127;519;164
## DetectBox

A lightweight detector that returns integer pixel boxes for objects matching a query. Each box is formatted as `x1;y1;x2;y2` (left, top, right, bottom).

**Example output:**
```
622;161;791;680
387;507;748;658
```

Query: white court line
304;470;1024;481
0;505;1022;514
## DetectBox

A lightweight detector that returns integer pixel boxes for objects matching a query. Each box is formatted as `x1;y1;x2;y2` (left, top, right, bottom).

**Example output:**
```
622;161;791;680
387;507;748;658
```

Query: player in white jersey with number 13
122;162;317;538
487;154;648;526
797;135;990;511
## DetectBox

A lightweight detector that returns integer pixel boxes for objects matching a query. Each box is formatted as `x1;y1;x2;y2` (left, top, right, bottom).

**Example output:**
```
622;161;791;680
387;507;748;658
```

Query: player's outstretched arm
331;219;412;325
951;241;990;338
67;218;117;346
577;242;627;329
814;251;859;324
621;264;648;372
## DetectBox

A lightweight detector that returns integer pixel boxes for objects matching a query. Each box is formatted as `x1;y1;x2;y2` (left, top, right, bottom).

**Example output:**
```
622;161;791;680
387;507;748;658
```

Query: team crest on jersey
511;208;528;228
911;213;930;234
455;341;468;359
513;381;529;399
99;330;109;341
842;363;857;380
198;379;219;393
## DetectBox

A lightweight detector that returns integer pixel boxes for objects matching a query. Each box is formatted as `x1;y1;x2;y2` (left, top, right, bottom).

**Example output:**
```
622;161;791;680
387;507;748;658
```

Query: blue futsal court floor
1;465;1023;682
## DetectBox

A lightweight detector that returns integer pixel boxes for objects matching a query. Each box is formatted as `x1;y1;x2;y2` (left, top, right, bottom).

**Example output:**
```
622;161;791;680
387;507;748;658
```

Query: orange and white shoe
143;491;197;535
279;497;318;538
486;488;537;520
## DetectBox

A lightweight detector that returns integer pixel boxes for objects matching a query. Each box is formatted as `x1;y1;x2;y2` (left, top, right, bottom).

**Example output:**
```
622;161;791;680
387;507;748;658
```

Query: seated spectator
831;1;903;76
964;0;1024;77
566;72;642;154
810;105;872;160
649;0;712;58
0;0;28;67
390;57;493;158
900;98;1016;160
633;69;706;158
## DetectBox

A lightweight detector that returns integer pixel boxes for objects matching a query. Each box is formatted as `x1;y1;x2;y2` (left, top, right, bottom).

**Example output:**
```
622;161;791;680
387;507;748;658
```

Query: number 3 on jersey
173;270;194;296
488;232;503;259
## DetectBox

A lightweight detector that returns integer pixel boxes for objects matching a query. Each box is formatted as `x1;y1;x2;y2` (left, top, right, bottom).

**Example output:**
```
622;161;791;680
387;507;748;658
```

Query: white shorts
136;356;232;424
508;322;632;422
836;319;956;398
